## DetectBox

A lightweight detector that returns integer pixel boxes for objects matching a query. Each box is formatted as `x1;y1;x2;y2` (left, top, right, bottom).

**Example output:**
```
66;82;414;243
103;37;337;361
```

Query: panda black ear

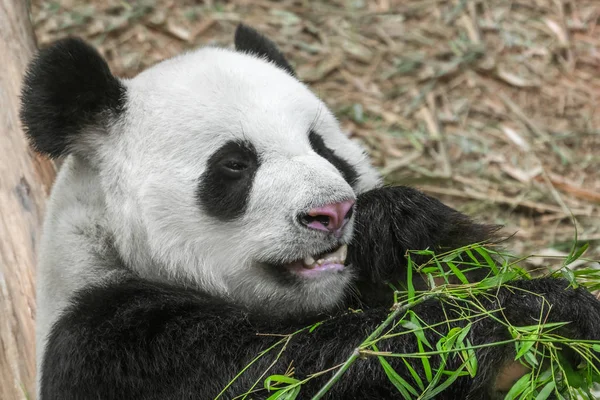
234;24;296;76
20;37;125;158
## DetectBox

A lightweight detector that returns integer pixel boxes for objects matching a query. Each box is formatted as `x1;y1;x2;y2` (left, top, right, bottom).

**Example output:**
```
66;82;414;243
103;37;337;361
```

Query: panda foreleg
349;185;501;307
40;277;465;399
40;275;600;399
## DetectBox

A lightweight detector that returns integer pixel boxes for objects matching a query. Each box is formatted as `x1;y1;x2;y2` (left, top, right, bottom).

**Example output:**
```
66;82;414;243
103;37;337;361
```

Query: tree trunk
0;1;56;399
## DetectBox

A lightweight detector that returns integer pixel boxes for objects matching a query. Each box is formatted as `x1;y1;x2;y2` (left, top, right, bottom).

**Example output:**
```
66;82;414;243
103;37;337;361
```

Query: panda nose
298;200;355;234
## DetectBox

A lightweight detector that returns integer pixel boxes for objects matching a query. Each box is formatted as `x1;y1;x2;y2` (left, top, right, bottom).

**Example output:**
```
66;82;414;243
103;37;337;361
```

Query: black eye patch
197;141;260;221
309;130;359;187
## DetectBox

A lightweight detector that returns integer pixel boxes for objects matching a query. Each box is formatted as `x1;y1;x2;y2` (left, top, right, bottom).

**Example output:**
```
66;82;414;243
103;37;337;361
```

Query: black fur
197;140;260;221
309;130;359;188
234;24;296;76
348;186;501;306
20;37;125;158
41;186;600;399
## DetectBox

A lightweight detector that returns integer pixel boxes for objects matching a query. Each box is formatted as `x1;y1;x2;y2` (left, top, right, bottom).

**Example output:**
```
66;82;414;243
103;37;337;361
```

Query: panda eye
198;140;260;220
223;160;248;171
219;157;250;178
205;141;258;182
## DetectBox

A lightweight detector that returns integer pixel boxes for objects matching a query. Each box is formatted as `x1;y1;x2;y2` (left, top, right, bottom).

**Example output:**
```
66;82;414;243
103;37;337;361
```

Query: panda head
21;25;381;314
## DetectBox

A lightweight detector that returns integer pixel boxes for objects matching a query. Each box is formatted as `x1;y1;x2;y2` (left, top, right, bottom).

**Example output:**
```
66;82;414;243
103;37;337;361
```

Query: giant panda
20;24;600;400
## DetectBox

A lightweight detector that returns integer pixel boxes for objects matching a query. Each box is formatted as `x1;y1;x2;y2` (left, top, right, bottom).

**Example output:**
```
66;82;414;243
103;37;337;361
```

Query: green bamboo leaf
406;255;415;301
474;246;498;273
421;359;469;399
560;267;577;287
535;381;556;400
430;256;447;280
408;312;433;349
427;273;437;289
266;390;285;400
465;249;479;265
439;327;462;350
536;368;553;383
412;250;434;256
264;375;300;390
266;385;301;400
514;340;535;361
286;386;301;400
402;358;425;390
419;343;433;382
581;385;597;400
378;356;419;398
446;261;469;284
456;324;471;346
480;270;519;287
523;350;538;367
441;253;457;263
555;390;567;400
401;320;419;331
519;384;536;400
559;355;584;388
566;243;589;266
514;322;567;332
504;372;531;400
461;338;477;377
465;348;477;377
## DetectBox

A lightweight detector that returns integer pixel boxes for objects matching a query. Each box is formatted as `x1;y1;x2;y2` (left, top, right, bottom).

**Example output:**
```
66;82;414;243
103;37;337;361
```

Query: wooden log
0;1;56;399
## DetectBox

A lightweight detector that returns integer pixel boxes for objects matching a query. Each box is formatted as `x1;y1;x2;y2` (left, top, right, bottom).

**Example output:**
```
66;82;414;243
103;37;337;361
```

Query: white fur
36;46;381;373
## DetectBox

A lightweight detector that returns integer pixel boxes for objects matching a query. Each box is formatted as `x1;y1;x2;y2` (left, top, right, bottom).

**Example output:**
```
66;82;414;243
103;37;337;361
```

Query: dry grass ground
30;0;600;271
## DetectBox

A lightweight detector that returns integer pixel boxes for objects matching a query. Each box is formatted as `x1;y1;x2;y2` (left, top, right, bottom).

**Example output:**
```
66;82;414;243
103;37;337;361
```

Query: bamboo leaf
504;372;532;399
406;255;415;301
447;261;469;284
421;359;469;399
378;355;419;398
570;243;589;264
523;351;539;367
559;354;584;388
535;381;555;400
474;247;498;273
264;375;300;390
402;358;425;390
265;385;301;400
515;340;535;362
560;267;578;287
480;270;519;287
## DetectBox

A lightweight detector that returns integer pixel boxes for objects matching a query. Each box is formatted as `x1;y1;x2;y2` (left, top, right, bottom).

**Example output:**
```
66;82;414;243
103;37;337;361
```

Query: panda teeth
303;256;316;268
339;244;348;262
302;245;348;269
323;244;348;264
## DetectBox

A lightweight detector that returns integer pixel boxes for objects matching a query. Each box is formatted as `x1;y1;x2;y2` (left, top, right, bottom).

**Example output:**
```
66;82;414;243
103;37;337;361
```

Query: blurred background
30;0;600;267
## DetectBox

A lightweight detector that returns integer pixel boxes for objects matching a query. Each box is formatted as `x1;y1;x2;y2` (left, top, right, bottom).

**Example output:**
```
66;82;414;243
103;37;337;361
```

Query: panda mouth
283;245;348;278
